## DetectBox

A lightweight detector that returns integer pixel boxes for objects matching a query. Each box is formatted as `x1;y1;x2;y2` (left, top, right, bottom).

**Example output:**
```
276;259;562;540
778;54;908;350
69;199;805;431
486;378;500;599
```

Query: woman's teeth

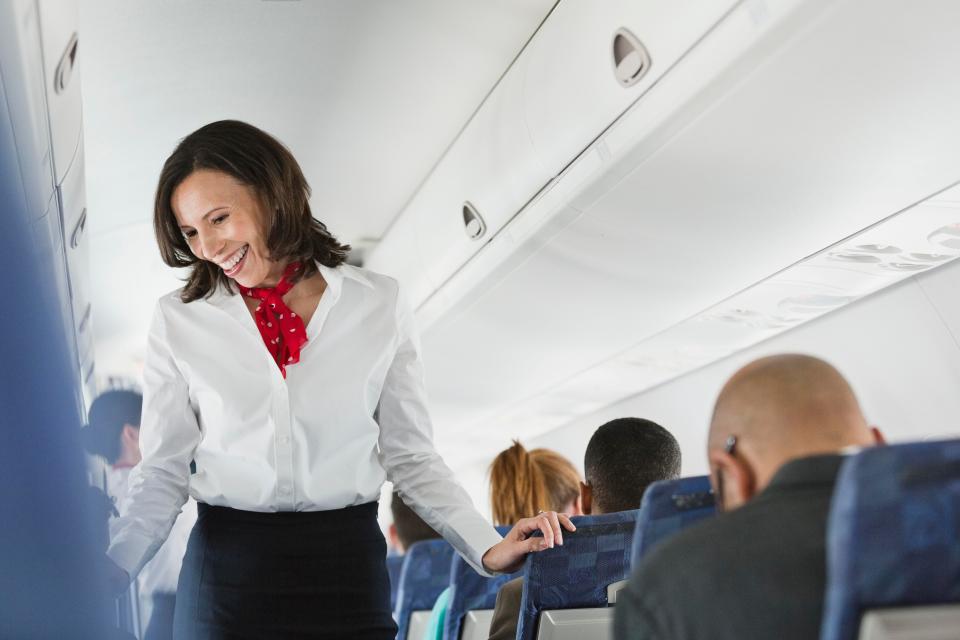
223;245;248;270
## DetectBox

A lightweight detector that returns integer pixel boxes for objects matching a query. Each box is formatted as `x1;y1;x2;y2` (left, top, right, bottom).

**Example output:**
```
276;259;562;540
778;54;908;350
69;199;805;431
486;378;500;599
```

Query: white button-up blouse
107;263;501;579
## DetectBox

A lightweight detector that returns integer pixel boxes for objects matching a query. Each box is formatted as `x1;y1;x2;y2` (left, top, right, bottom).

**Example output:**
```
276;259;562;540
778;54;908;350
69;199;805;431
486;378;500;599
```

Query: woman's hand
481;511;576;574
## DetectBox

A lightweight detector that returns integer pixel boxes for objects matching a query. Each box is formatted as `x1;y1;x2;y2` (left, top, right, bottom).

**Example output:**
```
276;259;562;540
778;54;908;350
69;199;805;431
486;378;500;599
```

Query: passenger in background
82;390;197;640
423;442;582;640
615;354;885;640
489;441;583;524
488;420;681;640
388;491;441;553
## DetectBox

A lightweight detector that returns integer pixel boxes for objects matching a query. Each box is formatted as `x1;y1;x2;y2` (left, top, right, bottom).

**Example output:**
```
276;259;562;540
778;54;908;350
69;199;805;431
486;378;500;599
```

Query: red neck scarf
238;261;308;378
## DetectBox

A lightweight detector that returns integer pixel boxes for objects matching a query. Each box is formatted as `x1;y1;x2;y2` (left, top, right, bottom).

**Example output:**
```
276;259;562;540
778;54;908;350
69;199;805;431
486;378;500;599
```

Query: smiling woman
105;120;573;640
152;120;350;301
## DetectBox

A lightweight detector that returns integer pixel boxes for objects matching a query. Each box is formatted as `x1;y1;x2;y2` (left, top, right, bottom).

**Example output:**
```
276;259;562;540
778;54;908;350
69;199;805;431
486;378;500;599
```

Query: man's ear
121;424;139;446
870;426;887;446
580;481;593;516
708;448;757;512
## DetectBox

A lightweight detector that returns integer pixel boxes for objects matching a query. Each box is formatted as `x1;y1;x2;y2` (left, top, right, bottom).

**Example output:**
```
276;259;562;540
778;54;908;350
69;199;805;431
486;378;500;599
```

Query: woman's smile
220;244;249;278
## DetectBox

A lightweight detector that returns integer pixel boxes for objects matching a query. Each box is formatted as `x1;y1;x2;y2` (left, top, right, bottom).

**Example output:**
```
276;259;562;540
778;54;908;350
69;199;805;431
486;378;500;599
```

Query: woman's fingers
559;513;577;532
539;513;555;548
545;510;563;546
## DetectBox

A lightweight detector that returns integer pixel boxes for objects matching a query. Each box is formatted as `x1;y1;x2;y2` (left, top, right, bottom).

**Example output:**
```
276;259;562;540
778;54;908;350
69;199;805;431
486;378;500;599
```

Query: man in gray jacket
614;354;884;640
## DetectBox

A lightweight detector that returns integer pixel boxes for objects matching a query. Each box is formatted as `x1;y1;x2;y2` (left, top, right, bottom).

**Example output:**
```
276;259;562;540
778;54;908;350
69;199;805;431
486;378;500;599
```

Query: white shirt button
279;435;290;445
279;485;291;495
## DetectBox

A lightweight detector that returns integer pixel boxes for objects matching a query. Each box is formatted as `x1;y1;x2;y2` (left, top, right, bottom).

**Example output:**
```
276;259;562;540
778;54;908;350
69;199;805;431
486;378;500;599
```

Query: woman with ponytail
423;441;582;640
485;442;583;640
489;441;582;525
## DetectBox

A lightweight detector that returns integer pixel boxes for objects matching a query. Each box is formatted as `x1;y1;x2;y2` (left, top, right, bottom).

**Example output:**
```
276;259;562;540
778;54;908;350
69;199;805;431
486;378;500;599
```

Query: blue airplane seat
820;439;960;640
443;525;516;640
516;510;638;640
395;539;455;640
631;475;716;567
386;554;405;613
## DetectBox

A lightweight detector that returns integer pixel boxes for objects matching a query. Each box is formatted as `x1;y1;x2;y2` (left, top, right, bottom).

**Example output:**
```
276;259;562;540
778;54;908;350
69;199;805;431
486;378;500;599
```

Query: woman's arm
107;300;201;582
377;285;502;575
376;284;574;575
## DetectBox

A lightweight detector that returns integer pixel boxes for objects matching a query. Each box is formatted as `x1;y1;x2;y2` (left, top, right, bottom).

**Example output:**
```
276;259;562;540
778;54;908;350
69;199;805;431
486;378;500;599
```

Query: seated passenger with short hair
488;418;681;640
614;354;885;640
82;389;197;640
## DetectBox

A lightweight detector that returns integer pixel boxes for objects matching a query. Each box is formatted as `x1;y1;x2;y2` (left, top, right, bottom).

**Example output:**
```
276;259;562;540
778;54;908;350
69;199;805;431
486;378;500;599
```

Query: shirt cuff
453;517;505;578
106;530;155;579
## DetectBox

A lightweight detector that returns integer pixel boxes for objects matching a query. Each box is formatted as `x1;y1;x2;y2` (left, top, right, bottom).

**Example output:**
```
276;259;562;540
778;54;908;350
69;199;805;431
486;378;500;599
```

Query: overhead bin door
523;0;739;176
37;0;82;184
368;0;738;311
0;0;56;221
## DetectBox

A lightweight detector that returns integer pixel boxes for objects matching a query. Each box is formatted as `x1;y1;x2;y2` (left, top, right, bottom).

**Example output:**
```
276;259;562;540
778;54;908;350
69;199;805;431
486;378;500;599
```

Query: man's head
582;418;682;515
81;390;143;466
388;492;440;553
708;354;883;511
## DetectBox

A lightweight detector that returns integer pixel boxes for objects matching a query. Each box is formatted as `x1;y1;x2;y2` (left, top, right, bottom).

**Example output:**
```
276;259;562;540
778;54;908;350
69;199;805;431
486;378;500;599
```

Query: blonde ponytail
489;440;581;526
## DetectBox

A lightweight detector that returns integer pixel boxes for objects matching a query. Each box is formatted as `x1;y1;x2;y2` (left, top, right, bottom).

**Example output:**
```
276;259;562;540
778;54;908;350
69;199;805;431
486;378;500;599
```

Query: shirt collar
314;262;375;293
204;262;373;306
758;454;846;498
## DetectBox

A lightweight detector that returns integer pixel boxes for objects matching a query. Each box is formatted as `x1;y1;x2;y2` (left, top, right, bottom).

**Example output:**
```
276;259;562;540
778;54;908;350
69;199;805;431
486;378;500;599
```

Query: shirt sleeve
107;300;201;579
376;283;502;577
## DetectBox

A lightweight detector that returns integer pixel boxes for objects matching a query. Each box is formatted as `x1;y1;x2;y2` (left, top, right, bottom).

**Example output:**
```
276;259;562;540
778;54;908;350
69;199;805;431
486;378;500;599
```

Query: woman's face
172;169;285;288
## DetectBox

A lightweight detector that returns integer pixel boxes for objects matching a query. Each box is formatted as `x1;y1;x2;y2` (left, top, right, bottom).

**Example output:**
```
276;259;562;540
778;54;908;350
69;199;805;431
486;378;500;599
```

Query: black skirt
173;502;397;640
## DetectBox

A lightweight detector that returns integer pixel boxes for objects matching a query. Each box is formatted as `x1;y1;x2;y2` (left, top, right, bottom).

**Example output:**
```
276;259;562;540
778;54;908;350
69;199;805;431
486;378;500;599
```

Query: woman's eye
212;214;228;225
183;230;197;239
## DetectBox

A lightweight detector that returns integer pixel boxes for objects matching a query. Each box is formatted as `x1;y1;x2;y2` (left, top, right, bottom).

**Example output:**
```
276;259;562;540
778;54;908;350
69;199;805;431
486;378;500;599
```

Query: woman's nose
197;232;223;262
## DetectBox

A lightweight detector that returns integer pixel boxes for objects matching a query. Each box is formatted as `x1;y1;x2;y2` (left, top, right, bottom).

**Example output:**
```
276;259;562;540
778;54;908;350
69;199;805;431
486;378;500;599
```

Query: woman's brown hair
154;120;351;302
488;441;581;526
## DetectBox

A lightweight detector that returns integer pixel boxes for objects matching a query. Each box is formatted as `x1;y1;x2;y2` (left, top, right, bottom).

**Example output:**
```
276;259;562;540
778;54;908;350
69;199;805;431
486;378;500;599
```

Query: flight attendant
105;120;573;639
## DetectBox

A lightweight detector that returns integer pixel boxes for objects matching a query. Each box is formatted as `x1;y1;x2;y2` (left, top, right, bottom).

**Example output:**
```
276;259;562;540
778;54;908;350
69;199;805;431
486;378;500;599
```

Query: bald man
614;354;884;640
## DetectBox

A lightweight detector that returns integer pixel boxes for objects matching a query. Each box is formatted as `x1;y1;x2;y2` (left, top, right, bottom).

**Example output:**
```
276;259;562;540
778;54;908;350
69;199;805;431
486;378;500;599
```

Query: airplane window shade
612;28;650;88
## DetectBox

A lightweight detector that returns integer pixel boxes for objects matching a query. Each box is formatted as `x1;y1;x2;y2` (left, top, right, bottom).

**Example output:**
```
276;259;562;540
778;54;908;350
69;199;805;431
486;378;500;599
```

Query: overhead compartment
366;0;738;310
404;0;960;442
58;135;95;400
0;0;56;220
37;0;82;184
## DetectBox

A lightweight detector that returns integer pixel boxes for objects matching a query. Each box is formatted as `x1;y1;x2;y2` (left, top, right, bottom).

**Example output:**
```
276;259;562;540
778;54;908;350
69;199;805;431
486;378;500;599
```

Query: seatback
516;510;638;640
386;554;405;613
395;539;455;640
443;525;518;640
820;439;960;640
631;475;716;567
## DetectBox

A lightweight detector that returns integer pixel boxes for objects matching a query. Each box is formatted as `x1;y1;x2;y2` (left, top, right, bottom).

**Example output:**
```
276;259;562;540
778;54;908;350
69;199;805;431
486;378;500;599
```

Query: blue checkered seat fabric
820;439;960;640
386;554;405;613
516;510;639;640
443;525;517;640
631;475;716;567
395;539;455;640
